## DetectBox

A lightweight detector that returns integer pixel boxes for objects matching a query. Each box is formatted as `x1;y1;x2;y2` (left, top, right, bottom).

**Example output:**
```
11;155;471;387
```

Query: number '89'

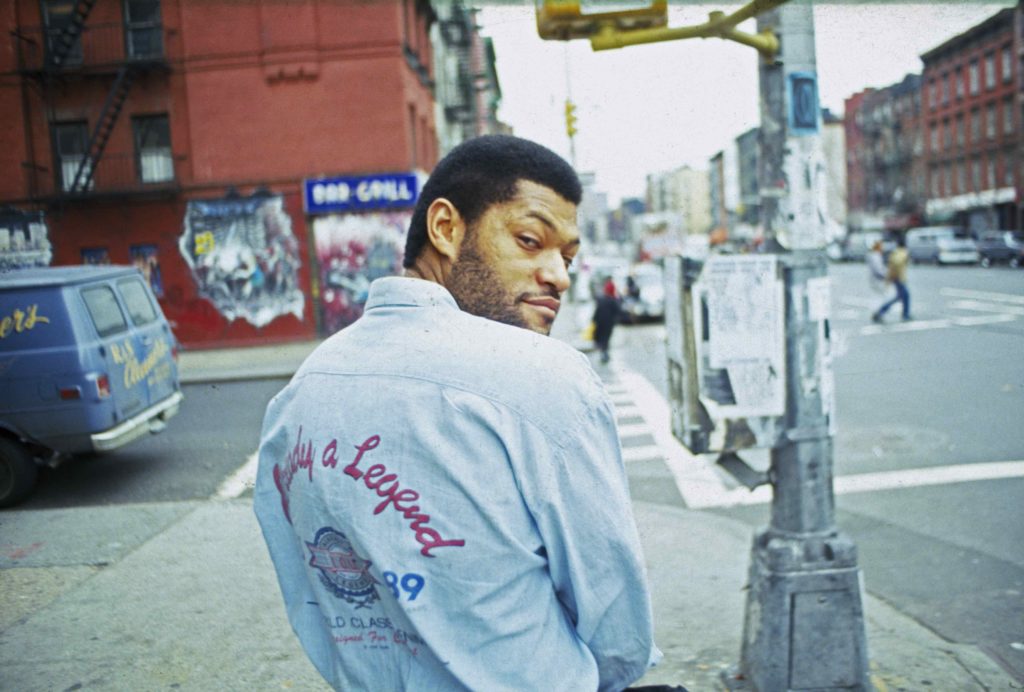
383;571;424;601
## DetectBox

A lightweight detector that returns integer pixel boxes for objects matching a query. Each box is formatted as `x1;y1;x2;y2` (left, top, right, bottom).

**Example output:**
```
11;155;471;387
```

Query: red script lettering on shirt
342;435;465;558
272;428;465;557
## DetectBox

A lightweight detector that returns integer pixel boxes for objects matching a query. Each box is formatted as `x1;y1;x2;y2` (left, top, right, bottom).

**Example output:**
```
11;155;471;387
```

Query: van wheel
0;438;38;508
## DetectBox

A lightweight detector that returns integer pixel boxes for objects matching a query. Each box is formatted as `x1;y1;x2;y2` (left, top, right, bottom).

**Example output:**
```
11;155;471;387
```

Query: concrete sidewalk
0;303;1018;690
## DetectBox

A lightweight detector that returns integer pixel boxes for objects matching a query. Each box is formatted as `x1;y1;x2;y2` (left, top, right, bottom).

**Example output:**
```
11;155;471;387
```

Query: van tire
0;438;38;508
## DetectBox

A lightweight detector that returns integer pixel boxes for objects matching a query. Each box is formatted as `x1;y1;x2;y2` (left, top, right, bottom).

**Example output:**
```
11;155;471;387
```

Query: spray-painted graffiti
179;194;303;328
313;212;410;335
0;211;52;271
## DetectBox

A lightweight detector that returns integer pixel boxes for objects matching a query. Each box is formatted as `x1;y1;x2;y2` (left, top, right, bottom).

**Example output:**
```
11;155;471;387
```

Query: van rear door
78;281;143;424
115;275;178;408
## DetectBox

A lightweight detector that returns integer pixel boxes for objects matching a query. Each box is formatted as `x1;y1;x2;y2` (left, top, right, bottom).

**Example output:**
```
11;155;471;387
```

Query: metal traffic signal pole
729;3;871;689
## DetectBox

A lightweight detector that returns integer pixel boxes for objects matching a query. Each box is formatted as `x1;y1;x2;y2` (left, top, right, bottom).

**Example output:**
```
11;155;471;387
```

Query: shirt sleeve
513;375;660;691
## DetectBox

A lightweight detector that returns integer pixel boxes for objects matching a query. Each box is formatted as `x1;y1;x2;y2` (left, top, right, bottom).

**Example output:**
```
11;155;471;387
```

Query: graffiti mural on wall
0;210;52;271
313;212;410;335
179;194;303;328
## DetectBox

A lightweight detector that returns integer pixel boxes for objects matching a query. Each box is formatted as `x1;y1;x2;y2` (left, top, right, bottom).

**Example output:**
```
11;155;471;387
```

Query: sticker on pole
787;72;820;135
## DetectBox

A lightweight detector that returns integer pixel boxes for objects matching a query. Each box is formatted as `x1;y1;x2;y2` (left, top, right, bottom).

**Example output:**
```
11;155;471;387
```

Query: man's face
446;180;580;335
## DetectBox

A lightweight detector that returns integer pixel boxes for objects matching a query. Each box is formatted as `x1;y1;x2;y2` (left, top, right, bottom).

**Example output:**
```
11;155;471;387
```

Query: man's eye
518;236;541;249
563;256;575;269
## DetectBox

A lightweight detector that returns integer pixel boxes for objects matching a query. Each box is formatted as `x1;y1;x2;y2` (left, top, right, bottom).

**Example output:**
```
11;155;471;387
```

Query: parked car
975;230;1024;267
935;236;980;265
617;263;665;324
0;265;183;507
841;231;884;262
905;226;977;264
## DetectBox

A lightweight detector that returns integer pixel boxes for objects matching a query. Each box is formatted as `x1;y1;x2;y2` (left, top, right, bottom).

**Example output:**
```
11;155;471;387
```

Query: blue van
0;266;184;507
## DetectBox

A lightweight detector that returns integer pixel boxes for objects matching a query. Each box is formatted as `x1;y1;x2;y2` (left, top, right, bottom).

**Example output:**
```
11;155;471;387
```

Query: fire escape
13;0;170;201
439;3;476;143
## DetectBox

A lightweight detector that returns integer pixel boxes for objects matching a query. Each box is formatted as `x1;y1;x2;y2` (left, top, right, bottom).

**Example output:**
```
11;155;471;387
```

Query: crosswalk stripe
941;287;1024;306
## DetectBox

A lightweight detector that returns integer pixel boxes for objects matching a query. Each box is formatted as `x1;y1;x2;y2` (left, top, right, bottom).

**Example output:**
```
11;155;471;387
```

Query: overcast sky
477;1;1014;205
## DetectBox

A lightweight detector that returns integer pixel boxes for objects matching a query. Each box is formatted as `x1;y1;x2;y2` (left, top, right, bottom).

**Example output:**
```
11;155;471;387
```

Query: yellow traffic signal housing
564;100;578;137
536;0;668;41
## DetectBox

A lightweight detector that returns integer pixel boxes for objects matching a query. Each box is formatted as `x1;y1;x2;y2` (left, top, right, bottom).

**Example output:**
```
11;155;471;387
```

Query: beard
448;235;557;331
447;238;534;332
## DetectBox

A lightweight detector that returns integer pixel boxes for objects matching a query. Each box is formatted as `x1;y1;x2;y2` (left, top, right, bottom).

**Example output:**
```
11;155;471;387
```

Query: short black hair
403;135;582;268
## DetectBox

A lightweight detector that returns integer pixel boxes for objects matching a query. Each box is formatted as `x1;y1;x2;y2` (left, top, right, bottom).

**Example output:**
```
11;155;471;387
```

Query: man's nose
537;251;571;294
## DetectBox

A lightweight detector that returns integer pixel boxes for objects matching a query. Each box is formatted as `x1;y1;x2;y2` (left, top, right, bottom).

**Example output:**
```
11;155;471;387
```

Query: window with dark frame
124;0;163;59
42;0;84;65
133;114;173;183
53;121;92;192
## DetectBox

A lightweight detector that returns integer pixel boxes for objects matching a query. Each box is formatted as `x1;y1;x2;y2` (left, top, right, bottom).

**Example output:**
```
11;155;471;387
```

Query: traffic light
565;100;578;137
536;0;668;41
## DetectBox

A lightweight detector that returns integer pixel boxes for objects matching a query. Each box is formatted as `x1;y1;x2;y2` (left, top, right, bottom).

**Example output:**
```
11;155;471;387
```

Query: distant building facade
844;73;925;234
645;165;711;236
735;127;761;228
921;6;1022;232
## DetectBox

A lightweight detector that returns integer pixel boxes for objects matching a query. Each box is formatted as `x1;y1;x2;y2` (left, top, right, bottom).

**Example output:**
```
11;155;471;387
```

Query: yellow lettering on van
0;304;50;339
122;338;170;389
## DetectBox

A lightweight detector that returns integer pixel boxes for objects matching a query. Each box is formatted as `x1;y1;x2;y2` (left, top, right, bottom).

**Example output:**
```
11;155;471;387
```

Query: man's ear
425;198;465;263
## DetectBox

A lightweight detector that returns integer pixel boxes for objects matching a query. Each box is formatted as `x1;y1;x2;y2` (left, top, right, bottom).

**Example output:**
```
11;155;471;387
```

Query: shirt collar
364;276;459;312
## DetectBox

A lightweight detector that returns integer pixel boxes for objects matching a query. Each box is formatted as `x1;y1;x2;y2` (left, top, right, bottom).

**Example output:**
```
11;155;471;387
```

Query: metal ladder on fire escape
47;0;97;68
67;65;138;193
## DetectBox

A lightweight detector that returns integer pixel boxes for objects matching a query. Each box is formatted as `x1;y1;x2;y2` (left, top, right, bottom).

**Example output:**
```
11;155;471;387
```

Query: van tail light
59;386;82;401
96;374;112;399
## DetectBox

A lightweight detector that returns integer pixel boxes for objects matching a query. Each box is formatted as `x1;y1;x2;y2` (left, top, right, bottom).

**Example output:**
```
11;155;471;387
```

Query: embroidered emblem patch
306;527;380;609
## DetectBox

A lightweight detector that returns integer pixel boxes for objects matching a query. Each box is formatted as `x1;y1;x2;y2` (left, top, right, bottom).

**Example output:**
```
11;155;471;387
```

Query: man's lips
522;296;560;320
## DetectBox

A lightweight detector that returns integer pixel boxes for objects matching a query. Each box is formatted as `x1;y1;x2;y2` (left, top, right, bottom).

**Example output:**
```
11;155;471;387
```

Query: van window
81;285;128;337
118;278;158;326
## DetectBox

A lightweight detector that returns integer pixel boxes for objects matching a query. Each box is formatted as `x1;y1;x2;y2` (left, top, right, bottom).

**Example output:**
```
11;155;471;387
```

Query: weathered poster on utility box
697;255;785;415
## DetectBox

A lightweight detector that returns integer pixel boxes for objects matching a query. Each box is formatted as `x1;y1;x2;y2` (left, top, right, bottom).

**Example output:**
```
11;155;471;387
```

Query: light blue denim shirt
255;276;660;691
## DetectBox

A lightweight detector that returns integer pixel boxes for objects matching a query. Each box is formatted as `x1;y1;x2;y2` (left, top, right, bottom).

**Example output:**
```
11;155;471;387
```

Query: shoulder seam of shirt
291;368;602;454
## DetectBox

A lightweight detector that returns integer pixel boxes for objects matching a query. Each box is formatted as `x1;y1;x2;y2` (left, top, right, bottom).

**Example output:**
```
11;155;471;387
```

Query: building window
941;73;950;104
969;60;979;95
945;165;953;196
956;162;965;194
943;119;952;148
987;157;996;190
1004;99;1014;135
929;81;938;109
955;66;964;99
972;159;981;191
1003;46;1013;84
930;169;940;197
124;0;163;59
1006;158;1016;187
971;109;981;141
930;124;940;152
42;0;83;65
985;53;996;90
133;114;173;183
53;121;92;192
956;116;964;147
987;103;997;140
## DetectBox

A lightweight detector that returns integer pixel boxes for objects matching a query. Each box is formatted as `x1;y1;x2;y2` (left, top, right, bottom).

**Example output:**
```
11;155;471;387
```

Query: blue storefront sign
304;173;419;215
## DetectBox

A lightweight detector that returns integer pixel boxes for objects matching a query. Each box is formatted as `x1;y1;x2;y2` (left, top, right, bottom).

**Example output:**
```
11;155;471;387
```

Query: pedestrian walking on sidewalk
592;276;622;364
254;135;661;692
873;236;911;323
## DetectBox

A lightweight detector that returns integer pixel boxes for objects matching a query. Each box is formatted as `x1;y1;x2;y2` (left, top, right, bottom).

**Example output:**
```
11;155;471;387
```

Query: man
255;135;660;691
592;276;622;363
872;235;911;323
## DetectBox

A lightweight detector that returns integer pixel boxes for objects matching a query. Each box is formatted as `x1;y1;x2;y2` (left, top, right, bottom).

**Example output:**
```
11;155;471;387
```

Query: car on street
975;230;1024;267
905;226;978;264
617;263;665;324
0;265;183;507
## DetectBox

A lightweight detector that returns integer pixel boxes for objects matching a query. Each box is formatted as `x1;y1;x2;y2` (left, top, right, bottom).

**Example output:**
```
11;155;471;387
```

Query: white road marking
949;299;1024;316
610;365;1024;509
617;423;652;437
215;452;259;500
941;287;1024;306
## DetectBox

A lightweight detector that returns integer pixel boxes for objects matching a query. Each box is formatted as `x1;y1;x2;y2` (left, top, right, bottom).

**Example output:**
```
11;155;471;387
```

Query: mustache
516;289;560;302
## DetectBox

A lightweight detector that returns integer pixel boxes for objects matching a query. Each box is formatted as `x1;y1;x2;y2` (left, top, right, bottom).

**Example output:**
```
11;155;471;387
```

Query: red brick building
843;74;925;234
1;0;440;347
921;6;1022;232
